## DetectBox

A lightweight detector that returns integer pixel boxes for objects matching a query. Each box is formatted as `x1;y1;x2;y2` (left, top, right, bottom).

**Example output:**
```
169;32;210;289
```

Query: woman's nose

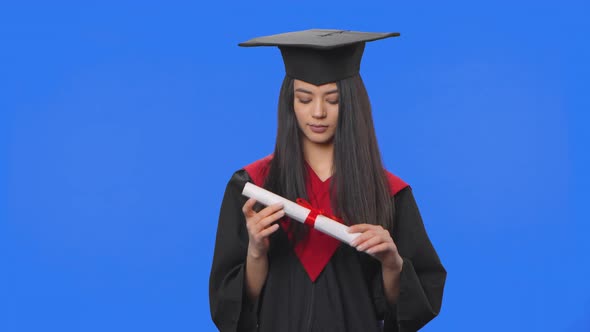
311;101;326;119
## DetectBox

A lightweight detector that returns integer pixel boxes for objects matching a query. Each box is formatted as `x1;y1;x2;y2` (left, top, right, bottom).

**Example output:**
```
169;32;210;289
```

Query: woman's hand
349;224;404;304
348;224;403;272
242;198;284;258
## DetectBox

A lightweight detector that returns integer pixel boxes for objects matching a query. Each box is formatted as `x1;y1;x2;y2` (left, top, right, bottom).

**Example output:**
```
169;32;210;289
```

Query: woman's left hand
348;224;403;272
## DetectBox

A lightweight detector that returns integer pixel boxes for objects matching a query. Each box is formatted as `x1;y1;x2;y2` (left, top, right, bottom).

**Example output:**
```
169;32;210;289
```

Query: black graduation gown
209;168;446;332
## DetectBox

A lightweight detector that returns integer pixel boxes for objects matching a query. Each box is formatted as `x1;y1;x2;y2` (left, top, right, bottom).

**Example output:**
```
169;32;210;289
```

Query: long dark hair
264;75;394;242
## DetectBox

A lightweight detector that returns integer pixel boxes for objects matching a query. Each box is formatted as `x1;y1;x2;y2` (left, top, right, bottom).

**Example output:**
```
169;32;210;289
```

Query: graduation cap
239;29;400;86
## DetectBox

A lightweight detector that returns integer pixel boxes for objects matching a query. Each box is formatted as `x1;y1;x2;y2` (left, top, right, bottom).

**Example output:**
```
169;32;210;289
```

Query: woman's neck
302;140;334;182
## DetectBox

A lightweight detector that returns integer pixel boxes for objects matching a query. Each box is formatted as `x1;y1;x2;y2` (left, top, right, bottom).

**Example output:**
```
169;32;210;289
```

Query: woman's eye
298;99;312;104
327;99;339;105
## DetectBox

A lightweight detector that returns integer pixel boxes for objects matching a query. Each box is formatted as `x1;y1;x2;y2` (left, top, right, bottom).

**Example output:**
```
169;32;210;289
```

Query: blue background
1;0;589;331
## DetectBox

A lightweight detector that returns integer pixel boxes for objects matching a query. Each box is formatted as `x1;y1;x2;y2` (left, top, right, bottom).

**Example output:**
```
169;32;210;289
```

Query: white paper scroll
242;182;360;245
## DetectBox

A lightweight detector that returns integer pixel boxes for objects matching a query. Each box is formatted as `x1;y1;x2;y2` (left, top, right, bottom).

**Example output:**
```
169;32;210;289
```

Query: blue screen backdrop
1;1;589;331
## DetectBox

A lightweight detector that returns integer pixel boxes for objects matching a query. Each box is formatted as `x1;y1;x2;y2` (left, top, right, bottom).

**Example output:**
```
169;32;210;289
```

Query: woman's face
293;79;339;146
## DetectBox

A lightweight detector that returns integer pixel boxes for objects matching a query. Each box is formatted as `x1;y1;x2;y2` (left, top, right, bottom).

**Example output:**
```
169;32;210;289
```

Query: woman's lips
309;124;328;133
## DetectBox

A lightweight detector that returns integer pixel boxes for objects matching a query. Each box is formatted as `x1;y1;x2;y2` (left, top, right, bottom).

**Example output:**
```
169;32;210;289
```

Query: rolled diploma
242;182;360;245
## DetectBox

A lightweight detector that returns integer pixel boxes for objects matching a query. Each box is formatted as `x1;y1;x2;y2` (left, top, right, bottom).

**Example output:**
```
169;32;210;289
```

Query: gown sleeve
209;170;259;332
377;186;447;332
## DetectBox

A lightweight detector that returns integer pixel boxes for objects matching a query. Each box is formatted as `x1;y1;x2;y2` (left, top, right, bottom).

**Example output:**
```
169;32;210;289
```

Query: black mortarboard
239;29;400;86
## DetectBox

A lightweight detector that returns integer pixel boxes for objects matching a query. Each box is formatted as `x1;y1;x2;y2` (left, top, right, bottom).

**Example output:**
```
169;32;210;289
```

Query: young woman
209;29;446;332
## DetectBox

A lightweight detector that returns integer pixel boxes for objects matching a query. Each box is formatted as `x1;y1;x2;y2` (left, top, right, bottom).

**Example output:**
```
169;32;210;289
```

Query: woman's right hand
242;198;285;258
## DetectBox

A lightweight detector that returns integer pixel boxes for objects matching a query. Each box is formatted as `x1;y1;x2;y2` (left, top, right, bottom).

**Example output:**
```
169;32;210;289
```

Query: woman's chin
304;135;334;146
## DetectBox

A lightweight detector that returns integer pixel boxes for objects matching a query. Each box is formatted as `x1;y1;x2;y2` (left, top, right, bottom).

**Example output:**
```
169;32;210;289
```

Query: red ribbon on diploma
295;198;344;228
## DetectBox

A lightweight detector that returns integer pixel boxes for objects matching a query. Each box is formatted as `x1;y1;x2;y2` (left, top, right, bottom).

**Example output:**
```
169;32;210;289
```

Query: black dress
209;158;446;332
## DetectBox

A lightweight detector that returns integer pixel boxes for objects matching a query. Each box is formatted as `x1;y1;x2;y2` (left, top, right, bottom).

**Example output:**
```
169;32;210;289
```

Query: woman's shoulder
223;155;273;194
242;154;274;186
384;169;410;197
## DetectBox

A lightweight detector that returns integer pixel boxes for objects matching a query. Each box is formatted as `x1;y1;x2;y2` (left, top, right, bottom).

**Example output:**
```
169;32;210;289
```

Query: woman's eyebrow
295;88;312;94
295;88;339;95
